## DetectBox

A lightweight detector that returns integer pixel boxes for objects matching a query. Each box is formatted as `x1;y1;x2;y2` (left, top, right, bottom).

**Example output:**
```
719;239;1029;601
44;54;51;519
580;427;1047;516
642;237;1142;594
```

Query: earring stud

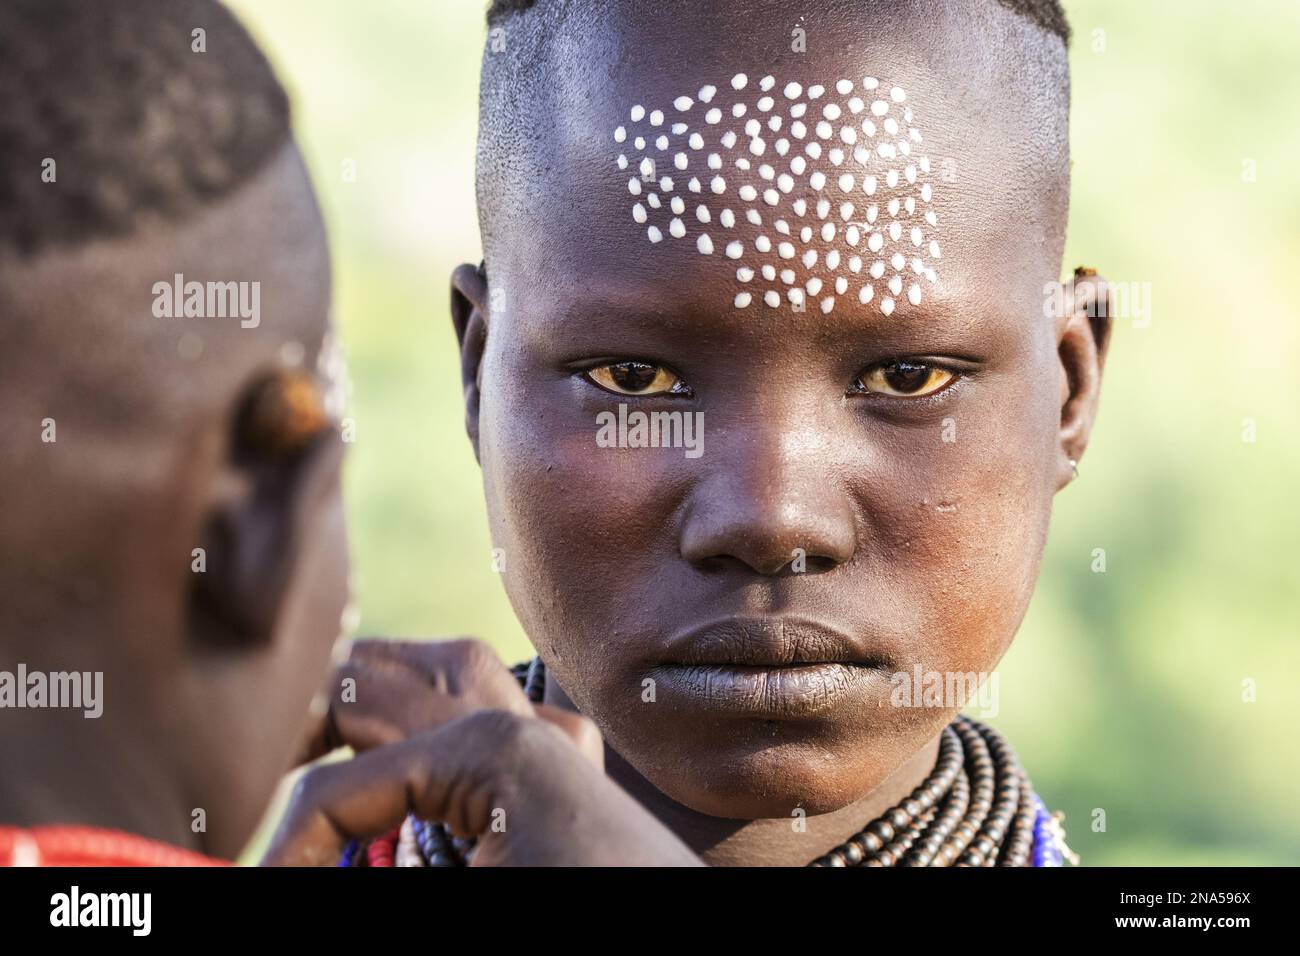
1068;458;1079;480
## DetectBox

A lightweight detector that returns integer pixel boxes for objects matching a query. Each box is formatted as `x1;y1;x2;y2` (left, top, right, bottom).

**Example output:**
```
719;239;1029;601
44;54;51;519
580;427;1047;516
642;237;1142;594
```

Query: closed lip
656;615;887;669
649;617;890;717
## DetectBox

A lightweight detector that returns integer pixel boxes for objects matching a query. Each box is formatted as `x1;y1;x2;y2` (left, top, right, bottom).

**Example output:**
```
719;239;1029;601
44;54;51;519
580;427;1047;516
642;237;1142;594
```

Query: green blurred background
227;0;1300;865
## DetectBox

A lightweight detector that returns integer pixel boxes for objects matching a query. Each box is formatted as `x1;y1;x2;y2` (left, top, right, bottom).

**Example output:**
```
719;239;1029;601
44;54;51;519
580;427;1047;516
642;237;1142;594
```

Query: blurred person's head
0;0;347;858
455;0;1110;821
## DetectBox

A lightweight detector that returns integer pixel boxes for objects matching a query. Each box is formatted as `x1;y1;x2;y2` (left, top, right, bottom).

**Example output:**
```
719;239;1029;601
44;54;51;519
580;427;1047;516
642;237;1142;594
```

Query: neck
0;706;201;855
544;671;941;866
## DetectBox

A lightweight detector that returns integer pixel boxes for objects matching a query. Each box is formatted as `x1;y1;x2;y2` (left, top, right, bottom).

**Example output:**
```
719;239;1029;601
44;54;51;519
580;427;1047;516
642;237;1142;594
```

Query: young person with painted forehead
273;0;1110;868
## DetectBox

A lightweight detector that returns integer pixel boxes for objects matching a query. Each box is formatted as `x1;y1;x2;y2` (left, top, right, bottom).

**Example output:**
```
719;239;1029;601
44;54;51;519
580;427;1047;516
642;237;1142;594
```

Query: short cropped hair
0;0;291;257
486;0;1069;43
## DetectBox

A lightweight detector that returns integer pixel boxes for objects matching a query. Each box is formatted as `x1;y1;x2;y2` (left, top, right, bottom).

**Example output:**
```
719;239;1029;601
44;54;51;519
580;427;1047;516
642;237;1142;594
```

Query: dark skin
447;5;1109;865
0;145;351;860
277;4;1110;866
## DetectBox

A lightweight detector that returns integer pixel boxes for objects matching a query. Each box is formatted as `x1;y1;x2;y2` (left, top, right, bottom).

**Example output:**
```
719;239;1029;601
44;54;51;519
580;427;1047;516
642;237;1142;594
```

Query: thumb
262;709;531;866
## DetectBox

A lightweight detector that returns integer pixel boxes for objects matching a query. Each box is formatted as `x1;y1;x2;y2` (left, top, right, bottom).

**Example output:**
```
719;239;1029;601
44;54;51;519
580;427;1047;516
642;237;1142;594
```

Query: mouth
649;617;889;718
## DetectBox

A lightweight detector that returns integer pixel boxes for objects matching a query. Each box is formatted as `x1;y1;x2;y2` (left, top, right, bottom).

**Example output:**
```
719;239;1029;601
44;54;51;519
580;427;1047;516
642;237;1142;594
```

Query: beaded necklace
341;657;1076;868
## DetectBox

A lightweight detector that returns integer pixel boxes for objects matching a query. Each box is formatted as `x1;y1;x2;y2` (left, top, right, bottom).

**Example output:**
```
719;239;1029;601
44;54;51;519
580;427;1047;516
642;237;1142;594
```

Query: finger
296;637;533;764
291;638;360;766
262;709;537;866
532;704;604;770
329;659;442;751
350;637;533;717
292;694;339;768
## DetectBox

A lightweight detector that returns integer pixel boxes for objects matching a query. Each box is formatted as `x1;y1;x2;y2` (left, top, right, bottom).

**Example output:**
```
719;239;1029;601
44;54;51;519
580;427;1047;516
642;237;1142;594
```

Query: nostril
688;549;843;577
794;552;841;574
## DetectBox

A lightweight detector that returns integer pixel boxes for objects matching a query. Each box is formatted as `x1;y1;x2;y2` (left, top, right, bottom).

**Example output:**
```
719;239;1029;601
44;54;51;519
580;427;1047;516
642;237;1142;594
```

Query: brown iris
858;361;954;398
587;361;684;396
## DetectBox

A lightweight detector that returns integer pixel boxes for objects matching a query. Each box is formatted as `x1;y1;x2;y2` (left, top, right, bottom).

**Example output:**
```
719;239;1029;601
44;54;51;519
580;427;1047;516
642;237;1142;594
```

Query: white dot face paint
612;73;940;315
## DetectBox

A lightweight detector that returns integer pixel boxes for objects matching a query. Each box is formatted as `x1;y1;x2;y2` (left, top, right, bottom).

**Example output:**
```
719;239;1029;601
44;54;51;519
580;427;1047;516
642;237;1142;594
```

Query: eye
586;361;688;396
856;361;955;398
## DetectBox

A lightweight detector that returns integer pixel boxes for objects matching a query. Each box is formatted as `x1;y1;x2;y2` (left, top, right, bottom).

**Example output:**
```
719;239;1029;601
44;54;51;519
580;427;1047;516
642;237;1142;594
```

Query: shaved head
477;0;1070;296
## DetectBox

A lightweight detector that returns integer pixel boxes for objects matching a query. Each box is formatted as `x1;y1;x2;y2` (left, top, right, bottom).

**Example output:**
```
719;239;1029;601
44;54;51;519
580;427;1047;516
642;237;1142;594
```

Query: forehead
494;4;1065;330
615;73;936;319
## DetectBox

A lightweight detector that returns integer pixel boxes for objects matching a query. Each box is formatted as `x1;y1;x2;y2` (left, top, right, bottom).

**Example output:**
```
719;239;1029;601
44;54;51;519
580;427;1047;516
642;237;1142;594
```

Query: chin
632;733;892;820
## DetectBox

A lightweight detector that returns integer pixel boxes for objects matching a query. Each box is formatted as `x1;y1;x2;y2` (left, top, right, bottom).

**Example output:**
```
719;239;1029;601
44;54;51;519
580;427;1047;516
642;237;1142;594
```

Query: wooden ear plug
236;369;333;460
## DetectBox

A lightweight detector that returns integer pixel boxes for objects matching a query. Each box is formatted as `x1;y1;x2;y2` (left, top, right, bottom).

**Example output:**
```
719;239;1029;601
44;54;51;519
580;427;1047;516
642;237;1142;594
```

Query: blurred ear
1055;267;1113;490
450;262;489;463
190;418;345;650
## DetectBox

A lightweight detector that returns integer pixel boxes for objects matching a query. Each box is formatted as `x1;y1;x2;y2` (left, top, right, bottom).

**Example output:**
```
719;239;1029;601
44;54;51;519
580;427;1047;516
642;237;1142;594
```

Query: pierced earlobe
1054;267;1112;493
235;370;334;461
191;370;341;648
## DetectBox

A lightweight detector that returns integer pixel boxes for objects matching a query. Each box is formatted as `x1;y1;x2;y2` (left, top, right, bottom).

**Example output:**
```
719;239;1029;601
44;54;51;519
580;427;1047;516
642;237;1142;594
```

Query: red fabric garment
0;825;230;867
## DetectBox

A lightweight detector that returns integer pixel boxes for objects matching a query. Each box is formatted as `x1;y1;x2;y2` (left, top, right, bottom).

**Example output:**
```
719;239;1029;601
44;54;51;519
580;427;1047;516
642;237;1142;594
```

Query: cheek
859;395;1057;673
277;485;350;722
480;378;683;695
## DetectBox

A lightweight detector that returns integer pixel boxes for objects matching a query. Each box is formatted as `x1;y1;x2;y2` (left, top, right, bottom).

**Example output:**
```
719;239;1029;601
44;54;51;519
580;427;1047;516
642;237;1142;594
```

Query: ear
1054;267;1114;491
190;426;345;650
450;262;489;463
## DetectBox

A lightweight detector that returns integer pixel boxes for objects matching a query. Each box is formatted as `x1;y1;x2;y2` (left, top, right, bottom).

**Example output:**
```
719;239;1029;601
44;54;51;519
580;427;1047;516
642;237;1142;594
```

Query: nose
679;424;858;575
